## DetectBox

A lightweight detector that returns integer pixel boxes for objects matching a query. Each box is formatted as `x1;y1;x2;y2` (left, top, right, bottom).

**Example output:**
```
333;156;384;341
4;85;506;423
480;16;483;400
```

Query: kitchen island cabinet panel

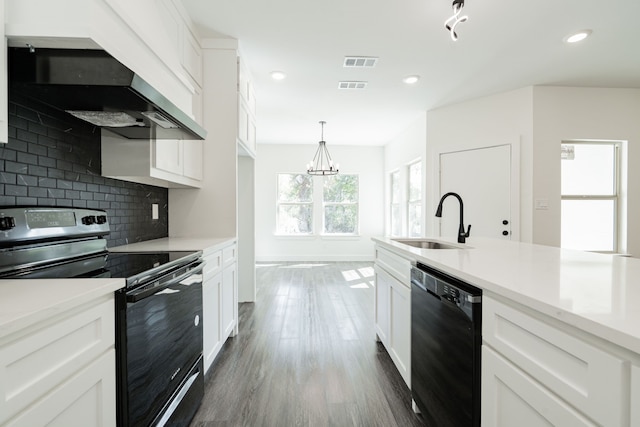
373;245;412;387
483;296;628;427
482;345;596;427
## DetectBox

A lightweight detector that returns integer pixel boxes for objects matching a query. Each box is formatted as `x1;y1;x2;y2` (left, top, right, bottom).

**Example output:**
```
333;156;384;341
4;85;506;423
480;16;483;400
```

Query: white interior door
439;145;512;240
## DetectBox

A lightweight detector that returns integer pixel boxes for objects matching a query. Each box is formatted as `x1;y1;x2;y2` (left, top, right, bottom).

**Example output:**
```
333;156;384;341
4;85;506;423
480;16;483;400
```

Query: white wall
426;87;534;242
255;144;384;261
383;113;427;235
532;87;640;254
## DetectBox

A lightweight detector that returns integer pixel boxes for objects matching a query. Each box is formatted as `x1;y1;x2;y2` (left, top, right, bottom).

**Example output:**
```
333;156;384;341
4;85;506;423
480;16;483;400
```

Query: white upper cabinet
0;0;7;144
237;57;257;158
102;131;203;188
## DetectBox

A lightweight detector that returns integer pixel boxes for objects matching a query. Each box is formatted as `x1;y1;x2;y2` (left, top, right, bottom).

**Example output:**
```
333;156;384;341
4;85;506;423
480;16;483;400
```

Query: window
323;174;359;234
561;141;620;252
390;170;401;236
407;161;422;237
277;174;313;234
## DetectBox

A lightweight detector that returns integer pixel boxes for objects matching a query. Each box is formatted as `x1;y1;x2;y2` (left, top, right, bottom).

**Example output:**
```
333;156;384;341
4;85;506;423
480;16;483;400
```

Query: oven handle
155;369;201;427
126;262;204;303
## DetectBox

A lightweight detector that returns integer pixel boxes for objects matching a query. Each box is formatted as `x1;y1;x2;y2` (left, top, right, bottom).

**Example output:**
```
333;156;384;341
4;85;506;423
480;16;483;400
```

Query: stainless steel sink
392;239;461;250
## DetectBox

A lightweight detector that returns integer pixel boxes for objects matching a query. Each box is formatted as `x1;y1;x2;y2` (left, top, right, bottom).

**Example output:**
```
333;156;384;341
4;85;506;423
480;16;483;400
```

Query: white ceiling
182;0;640;147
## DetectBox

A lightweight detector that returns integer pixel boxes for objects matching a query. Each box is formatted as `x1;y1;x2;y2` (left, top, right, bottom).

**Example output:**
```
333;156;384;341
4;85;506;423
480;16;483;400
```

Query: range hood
9;48;207;140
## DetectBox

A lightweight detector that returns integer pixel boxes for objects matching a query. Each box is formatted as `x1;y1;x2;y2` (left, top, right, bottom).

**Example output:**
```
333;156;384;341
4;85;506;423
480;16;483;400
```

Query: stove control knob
96;215;107;224
82;215;97;225
0;216;16;231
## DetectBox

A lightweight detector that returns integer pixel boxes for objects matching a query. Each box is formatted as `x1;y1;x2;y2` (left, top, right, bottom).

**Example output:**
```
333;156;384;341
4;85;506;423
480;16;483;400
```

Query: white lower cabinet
482;345;596;426
0;297;116;427
632;365;640;426
374;245;412;387
483;295;628;427
202;242;238;374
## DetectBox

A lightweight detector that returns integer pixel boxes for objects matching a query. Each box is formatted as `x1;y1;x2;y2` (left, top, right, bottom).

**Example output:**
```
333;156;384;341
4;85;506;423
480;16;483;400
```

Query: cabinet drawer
483;297;627;427
0;298;115;424
482;346;596;427
374;245;411;285
222;244;237;267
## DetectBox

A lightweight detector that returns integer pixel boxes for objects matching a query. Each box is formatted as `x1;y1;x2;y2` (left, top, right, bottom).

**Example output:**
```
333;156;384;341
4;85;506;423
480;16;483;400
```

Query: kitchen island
373;236;640;427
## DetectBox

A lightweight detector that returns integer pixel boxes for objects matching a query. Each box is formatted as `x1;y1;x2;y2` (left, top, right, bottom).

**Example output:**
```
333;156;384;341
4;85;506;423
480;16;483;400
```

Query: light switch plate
152;203;159;220
535;199;549;210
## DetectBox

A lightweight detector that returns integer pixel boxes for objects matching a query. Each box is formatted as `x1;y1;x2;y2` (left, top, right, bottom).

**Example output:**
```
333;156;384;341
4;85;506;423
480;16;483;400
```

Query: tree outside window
277;174;313;234
323;174;359;234
407;162;422;237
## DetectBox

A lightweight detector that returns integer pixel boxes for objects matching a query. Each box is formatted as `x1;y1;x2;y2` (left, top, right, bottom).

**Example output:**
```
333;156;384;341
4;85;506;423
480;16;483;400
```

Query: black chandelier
306;121;339;176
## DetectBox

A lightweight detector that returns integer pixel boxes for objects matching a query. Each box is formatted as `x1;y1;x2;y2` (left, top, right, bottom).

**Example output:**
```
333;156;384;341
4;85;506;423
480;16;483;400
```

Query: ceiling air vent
338;81;368;90
343;56;378;68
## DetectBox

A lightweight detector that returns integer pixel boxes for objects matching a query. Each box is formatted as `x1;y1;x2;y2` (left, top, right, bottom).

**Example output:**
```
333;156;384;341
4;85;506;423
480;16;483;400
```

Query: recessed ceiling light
565;29;592;44
270;71;287;80
403;75;420;85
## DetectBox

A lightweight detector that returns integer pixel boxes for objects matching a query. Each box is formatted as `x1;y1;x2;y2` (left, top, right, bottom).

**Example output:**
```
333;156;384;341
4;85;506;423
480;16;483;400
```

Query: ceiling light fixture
444;0;468;41
306;121;339;176
565;29;592;44
403;75;420;84
270;71;287;80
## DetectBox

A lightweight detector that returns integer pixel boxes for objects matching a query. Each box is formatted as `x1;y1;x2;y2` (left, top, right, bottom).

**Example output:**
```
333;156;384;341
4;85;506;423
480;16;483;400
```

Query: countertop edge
0;278;125;341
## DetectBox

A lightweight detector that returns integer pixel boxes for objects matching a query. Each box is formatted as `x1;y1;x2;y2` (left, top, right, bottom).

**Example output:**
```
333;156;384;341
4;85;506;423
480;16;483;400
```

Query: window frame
275;173;314;236
406;160;422;237
560;140;621;253
322;174;360;236
389;169;402;237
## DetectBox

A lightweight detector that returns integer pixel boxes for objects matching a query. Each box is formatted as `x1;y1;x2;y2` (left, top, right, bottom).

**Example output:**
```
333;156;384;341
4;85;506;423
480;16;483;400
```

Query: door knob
502;230;509;236
502;220;509;225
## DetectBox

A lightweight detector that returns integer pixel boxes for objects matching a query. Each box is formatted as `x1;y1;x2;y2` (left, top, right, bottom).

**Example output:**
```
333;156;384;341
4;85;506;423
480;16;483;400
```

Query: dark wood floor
190;262;426;427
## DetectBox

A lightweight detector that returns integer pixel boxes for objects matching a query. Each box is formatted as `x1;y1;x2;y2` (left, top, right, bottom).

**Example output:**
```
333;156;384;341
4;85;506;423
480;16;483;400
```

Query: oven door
117;261;204;427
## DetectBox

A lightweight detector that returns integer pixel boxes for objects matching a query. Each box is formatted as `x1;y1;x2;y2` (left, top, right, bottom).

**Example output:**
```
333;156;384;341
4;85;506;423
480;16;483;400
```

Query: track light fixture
444;0;468;41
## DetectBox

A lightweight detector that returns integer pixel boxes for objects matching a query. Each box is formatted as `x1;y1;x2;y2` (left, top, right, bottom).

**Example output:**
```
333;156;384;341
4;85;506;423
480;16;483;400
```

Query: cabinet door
221;262;237;340
203;272;222;373
0;0;7;143
483;296;626;426
632;365;640;426
238;100;249;144
482;346;597;427
183;140;203;181
390;277;411;387
5;349;116;427
154;139;183;175
374;265;391;346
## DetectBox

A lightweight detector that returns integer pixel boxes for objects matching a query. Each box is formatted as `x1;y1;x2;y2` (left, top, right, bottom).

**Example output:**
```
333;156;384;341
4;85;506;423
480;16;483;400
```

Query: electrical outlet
152;204;159;220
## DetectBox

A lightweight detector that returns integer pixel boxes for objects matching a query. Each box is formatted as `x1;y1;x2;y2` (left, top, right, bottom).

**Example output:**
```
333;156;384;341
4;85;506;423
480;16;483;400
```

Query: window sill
273;234;361;240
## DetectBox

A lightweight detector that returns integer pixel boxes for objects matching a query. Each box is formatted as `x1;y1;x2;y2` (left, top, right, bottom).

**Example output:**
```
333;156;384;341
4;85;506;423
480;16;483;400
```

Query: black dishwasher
410;262;482;426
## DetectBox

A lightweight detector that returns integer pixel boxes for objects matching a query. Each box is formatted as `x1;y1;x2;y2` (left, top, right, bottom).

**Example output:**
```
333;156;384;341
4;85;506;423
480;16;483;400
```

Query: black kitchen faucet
435;192;471;244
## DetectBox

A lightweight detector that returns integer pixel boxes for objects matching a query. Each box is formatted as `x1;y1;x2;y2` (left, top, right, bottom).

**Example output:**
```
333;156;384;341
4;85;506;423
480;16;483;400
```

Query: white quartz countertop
373;236;640;355
110;236;236;253
0;278;124;341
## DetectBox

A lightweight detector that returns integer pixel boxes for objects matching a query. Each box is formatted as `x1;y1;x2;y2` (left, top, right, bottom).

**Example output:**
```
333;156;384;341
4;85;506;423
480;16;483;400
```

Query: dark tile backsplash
1;94;169;247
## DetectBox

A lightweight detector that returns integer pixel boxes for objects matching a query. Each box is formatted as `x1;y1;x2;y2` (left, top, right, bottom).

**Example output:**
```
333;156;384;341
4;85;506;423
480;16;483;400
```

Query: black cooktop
2;251;200;286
